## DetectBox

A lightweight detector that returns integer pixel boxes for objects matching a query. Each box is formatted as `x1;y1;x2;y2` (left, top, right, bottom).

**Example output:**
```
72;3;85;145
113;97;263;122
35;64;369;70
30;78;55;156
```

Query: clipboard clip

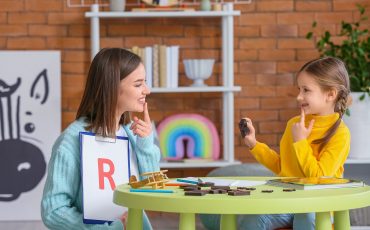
95;135;116;143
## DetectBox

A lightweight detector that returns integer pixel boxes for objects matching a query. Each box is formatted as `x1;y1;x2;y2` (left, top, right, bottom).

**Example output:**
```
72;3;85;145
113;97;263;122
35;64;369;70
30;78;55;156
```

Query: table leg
220;214;237;230
316;212;332;230
179;213;195;230
334;210;350;230
127;208;143;230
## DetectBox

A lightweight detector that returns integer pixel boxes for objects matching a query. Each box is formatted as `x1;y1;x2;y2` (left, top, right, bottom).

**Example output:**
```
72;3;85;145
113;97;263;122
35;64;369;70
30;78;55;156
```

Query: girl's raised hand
130;102;152;137
292;107;315;142
241;117;257;149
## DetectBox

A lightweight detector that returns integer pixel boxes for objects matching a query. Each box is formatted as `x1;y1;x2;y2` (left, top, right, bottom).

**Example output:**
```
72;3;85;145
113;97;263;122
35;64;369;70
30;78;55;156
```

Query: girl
41;48;160;229
241;56;351;230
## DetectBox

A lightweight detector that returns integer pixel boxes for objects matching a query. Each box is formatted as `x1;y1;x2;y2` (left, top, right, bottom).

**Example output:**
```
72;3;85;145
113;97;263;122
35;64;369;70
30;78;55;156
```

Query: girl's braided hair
297;56;351;150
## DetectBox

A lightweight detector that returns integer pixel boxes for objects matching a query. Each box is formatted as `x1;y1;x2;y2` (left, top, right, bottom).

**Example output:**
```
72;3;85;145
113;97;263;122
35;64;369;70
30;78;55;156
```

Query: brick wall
1;0;369;176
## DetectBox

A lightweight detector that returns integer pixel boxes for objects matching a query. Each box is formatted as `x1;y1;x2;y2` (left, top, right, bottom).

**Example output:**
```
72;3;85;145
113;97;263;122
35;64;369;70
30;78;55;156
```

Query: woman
41;48;160;229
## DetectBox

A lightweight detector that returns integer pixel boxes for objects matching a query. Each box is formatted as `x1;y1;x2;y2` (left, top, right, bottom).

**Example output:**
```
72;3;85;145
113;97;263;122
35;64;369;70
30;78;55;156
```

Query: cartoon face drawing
0;69;48;201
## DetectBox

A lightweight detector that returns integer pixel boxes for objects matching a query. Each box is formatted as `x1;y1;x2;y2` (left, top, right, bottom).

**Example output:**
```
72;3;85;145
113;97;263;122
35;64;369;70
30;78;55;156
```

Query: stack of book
130;45;179;89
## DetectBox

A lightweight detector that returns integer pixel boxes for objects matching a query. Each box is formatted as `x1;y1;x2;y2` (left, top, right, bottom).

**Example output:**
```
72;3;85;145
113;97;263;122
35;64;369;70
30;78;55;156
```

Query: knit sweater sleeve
293;125;350;177
41;123;123;230
249;142;281;175
124;125;161;175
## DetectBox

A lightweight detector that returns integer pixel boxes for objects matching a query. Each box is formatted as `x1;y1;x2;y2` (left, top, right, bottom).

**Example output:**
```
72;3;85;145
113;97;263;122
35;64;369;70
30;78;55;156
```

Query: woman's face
116;63;150;115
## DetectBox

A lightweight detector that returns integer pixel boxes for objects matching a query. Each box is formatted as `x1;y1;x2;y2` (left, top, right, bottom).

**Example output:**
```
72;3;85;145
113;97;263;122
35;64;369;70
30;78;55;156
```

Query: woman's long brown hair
297;57;351;151
76;48;141;137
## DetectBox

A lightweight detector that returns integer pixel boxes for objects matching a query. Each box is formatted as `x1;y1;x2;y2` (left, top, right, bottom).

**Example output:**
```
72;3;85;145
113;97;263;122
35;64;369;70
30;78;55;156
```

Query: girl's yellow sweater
250;113;350;178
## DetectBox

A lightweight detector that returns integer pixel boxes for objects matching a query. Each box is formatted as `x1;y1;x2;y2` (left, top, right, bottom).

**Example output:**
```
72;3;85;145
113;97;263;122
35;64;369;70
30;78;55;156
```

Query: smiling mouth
301;103;309;108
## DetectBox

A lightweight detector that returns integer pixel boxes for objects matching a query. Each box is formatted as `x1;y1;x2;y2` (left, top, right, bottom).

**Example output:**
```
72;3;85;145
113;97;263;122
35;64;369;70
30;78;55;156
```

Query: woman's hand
292;108;315;142
241;117;257;149
130;102;152;137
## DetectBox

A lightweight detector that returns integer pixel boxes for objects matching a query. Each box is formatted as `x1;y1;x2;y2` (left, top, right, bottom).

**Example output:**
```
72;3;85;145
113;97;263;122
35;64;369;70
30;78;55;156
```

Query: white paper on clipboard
80;132;130;224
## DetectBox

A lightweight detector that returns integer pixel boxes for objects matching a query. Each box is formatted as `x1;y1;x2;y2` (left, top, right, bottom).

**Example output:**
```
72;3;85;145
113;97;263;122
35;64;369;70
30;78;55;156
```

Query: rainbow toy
157;114;220;160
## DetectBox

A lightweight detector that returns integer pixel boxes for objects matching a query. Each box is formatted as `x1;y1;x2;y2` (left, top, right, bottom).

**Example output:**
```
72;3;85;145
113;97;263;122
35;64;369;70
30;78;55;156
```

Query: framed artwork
0;51;61;220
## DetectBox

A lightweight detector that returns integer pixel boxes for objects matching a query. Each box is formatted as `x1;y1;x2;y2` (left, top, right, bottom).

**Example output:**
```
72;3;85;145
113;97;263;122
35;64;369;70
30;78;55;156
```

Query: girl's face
116;63;150;115
296;72;336;116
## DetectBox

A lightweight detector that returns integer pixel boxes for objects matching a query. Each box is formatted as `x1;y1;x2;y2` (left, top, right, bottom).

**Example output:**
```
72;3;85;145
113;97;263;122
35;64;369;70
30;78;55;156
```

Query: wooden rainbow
157;114;220;160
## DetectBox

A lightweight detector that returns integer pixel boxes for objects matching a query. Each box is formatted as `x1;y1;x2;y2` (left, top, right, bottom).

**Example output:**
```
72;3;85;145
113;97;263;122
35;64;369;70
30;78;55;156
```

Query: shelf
151;86;241;93
85;10;241;18
345;158;370;164
160;160;241;168
86;3;240;168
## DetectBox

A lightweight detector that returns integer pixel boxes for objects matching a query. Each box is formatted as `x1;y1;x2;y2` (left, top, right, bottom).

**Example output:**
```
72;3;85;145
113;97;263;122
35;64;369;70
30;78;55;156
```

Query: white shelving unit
85;4;241;168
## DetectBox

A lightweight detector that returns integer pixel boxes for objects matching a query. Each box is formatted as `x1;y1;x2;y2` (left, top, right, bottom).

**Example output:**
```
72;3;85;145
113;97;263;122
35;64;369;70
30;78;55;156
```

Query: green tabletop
113;177;370;230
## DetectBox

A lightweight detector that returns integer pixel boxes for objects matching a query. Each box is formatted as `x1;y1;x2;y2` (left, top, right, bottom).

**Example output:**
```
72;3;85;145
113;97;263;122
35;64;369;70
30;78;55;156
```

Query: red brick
235;49;258;61
333;0;366;11
235;98;260;110
25;0;63;12
277;61;306;73
8;12;46;24
256;73;294;86
47;37;88;49
240;61;276;74
278;38;314;49
261;25;298;37
165;37;201;48
279;109;299;121
7;38;46;49
48;12;84;24
0;13;5;23
239;13;276;26
296;1;332;12
241;110;278;121
68;25;89;37
240;38;276;49
296;49;320;61
101;38;125;48
235;74;257;86
257;0;294;12
0;1;24;12
259;49;295;61
240;86;276;97
261;98;297;109
315;12;353;24
235;26;260;37
184;26;220;37
146;25;184;36
201;37;221;49
0;25;27;36
277;12;314;24
276;86;298;97
0;38;6;49
298;24;336;37
63;51;89;63
62;112;77;130
29;25;67;36
259;121;286;133
257;134;279;146
62;62;88;74
181;49;219;59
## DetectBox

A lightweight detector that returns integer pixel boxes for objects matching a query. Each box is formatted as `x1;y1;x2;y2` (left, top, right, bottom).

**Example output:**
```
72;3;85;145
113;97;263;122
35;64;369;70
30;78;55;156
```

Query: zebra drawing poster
0;51;61;220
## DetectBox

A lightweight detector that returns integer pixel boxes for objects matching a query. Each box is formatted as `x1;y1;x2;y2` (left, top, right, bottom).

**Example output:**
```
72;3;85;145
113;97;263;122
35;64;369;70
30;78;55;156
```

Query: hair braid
335;88;350;117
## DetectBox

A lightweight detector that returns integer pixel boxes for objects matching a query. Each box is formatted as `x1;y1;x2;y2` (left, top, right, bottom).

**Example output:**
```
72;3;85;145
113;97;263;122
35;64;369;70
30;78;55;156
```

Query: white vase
200;0;211;11
343;92;370;159
110;0;125;11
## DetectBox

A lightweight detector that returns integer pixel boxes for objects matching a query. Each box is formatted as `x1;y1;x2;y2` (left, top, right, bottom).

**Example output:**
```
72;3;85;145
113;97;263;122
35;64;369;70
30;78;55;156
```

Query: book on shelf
267;177;364;190
130;44;179;88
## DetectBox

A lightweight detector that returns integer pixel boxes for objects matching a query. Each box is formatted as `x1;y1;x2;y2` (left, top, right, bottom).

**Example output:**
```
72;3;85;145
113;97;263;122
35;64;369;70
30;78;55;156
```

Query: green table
113;177;370;230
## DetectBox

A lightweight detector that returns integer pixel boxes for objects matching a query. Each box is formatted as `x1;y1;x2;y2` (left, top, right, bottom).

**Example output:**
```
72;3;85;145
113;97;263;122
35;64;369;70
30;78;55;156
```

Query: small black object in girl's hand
239;119;250;138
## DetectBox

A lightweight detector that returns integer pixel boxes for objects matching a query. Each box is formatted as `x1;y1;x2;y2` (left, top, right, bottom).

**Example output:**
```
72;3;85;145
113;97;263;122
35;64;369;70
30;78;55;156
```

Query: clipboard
79;131;131;224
